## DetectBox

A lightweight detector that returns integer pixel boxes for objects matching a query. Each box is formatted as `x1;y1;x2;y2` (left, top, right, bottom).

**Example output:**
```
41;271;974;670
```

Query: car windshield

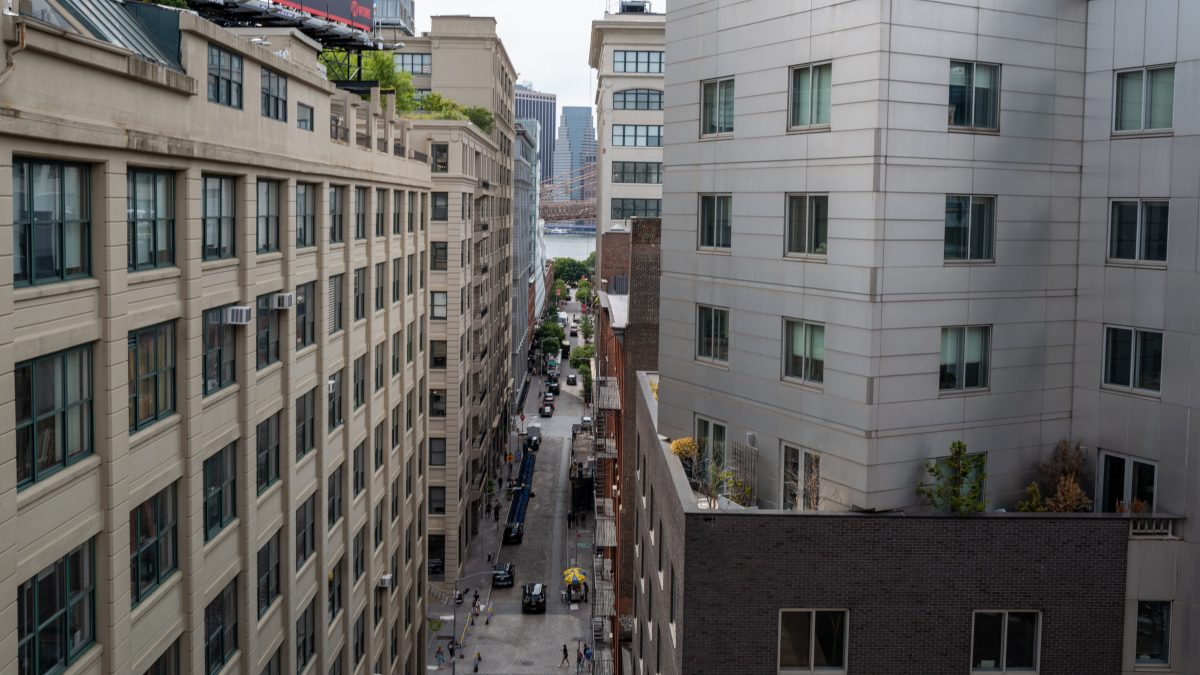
532;584;542;594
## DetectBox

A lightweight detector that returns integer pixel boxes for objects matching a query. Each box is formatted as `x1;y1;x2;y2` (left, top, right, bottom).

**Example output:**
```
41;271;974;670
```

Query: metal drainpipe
0;20;28;88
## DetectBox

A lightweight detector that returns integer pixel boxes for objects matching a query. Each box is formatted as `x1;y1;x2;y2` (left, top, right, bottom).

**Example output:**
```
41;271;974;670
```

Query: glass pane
1104;327;1132;387
1101;454;1126;513
719;79;735;133
782;446;800;510
778;611;810;668
1147;67;1174;129
1136;330;1162;391
1136;601;1170;664
1005;612;1038;669
702;82;717;135
949;61;972;126
810;196;828;254
944;196;970;260
814;63;832;125
971;612;1003;669
1109;202;1139;259
785;321;804;378
793;67;812;127
939;327;961;390
787;195;807;254
1141;201;1168;262
806;325;825;383
33;220;61;281
1133;461;1156;511
964;327;988;388
973;64;998;129
969;198;994;260
1115;70;1144;130
32;163;62;223
812;611;845;667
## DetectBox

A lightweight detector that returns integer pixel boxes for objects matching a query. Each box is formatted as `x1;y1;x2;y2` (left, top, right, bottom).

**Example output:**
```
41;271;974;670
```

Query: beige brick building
0;5;433;675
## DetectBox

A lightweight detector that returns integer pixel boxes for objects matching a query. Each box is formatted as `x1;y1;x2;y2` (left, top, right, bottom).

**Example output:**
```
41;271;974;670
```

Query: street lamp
448;569;496;674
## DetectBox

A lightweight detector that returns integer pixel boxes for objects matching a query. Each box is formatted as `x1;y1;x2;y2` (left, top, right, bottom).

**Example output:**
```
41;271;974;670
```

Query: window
296;183;316;247
695;416;727;472
202;175;235;260
354;613;366;665
128;322;175;432
296;494;316;568
392;258;402;302
612;198;661;219
696;305;729;363
612;124;662;147
785;194;828;256
430;389;447;417
407;192;416;231
352;356;366;410
203;443;236;541
971;611;1039;672
407;321;414;361
431;341;447;369
789;62;832;129
432;143;449;172
256;294;280;369
260;68;287;120
1109;200;1168;263
146;640;181;675
329;186;344;243
328;274;344;334
374;587;384;626
207;44;242;107
1103;326;1162;393
406;457;414;496
614;50;663;73
432;192;448;220
256;412;281;493
256;180;280;252
419;251;426;288
13;159;91;286
204;578;238;675
127;168;174;270
698;194;731;249
353;442;366;496
294;282;315;350
392;189;402;234
431;291;448;319
202;306;236;395
1100;451;1156;513
612;161;662;184
392;331;401;375
353;527;366;581
614;88;663;110
391;404;401;447
949;61;1000;130
432;241;448;270
375;188;385;236
296;599;316;672
328;465;344;527
298;103;314;131
701;78;735;135
353;267;366;320
374;262;385;310
328;558;343;622
130;483;178;605
17;540;95;675
939;326;990;391
1136;601;1170;665
374;343;385;391
429;486;446;514
428;438;447;466
296;388;316;458
782;445;820;511
328;369;344;430
429;534;445;580
16;344;94;487
944;195;994;261
354;187;367;240
374;501;384;548
329;650;343;675
391;478;401;520
1115;66;1174;132
778;609;847;672
783;320;824;384
406;389;414;429
395;52;431;74
375;423;385;469
407;254;415;293
256;531;280;617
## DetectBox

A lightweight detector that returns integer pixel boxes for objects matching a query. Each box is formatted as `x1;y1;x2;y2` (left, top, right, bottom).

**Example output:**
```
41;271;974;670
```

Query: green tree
916;441;987;514
462;106;495;134
575;279;592;301
580;315;594;343
578;363;592;403
318;50;417;111
552;257;588;284
551;279;569;303
584;251;597;276
569;345;595;371
535;320;565;346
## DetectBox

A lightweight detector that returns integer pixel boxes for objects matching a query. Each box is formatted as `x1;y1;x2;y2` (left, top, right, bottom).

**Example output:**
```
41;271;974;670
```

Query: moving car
569;326;578;337
526;423;542;443
492;562;515;588
542;392;556;408
566;373;577;386
547;379;560;395
521;583;547;613
539;404;554;418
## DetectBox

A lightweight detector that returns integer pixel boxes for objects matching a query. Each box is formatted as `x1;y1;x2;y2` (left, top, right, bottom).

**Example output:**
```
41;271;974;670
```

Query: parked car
569;326;578;337
492;562;515;588
542;392;556;408
580;416;592;432
566;373;577;386
547;379;560;395
546;370;560;383
539;404;554;418
521;583;547;613
526;423;542;443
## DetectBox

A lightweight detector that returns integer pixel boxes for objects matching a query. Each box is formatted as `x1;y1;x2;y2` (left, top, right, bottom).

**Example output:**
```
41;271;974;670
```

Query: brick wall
599;229;632;292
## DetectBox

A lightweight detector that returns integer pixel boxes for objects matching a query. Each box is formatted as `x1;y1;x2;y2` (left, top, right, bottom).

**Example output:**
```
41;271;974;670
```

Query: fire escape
590;376;621;675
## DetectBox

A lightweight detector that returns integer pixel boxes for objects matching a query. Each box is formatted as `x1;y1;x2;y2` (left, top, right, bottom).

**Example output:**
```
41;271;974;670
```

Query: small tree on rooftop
916;440;987;514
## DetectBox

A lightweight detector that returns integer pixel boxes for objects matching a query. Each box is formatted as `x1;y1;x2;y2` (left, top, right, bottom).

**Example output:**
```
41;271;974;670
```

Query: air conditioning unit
327;378;338;395
377;574;394;588
223;305;253;325
271;292;295;310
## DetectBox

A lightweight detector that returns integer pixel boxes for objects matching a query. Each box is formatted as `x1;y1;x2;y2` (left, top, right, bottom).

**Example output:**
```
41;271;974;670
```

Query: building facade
374;0;415;36
647;0;1197;672
513;119;541;407
552;106;598;229
589;6;664;236
1;6;431;675
516;84;557;184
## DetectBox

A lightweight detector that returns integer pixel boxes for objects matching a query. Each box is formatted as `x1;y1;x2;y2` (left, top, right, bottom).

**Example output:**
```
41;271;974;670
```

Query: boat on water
543;224;596;236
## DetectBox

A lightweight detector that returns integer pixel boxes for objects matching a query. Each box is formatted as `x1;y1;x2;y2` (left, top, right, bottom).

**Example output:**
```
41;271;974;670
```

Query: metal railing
411;150;428;163
1129;515;1184;539
330;116;348;142
393;142;407;158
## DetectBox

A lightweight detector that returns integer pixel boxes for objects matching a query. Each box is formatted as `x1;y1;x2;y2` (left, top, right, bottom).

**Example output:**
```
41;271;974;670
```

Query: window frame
943;194;996;263
260;67;287;121
15;344;94;488
611;198;662;220
612;124;663;147
296;494;316;569
698;194;732;250
207;44;243;108
431;291;448;319
128;321;175;432
1107;199;1168;264
700;77;735;137
429;486;446;514
297;103;314;131
1135;600;1171;665
255;411;281;494
431;192;449;221
612;161;663;184
204;577;239;675
776;608;849;673
784;193;829;258
695;304;730;364
781;445;820;511
203;443;237;541
296;281;316;349
202;305;236;396
296;183;316;248
354;186;367;240
613;49;663;74
1098;450;1157;514
17;539;96;674
201;175;236;260
328;465;344;527
256;531;280;617
296;598;316;671
328;273;344;334
1102;325;1163;394
939;325;991;392
130;483;178;606
127;167;174;271
782;319;825;385
295;388;316;458
329;186;345;243
949;60;1001;132
613;88;663;111
255;294;280;369
969;610;1041;674
788;62;833;130
13;158;92;286
256;179;281;253
1113;65;1175;133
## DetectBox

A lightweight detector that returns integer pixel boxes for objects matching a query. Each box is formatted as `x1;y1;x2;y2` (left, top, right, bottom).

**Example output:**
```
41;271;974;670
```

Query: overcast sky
415;0;608;111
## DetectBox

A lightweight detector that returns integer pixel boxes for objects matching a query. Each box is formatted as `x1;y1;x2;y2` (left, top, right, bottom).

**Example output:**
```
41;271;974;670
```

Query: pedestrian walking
583;581;589;603
473;652;482;673
584;644;593;663
485;605;493;625
473;590;480;606
560;644;570;668
576;648;584;672
435;646;446;670
448;641;457;660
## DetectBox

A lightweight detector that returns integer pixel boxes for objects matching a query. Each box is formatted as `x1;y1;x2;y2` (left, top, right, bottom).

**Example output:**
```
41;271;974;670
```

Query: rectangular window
296;388;316;457
949;61;1000;130
128;322;175;432
353;527;365;580
256;531;280;617
432;242;448;270
13;159;91;285
204;578;238;675
296;494;316;568
146;640;181;675
392;189;403;234
373;262;385;310
255;412;281;493
1103;326;1162;393
1100;451;1157;513
782;445;820;511
419;251;426;288
431;291;448;319
612;161;662;184
430;389;447;417
783;320;824;384
255;294;280;369
329;186;344;243
16;344;94;487
328;274;343;334
298;103;314;131
202;306;236;395
611;198;662;219
407;192;416;232
971;611;1039;672
127;168;173;270
696;305;729;363
328;465;344;527
612;124;663;147
429;486;446;514
130;484;177;605
778;609;847;671
203;443;236;540
202;175;235;260
296;183;316;247
392;258;402;302
295;281;316;349
395;52;431;75
374;501;384;548
431;143;449;172
328;369;344;430
261;68;287;120
429;438;447;466
406;389;414;429
1109;200;1168;263
353;267;366;320
17;539;95;674
944;195;995;261
432;192;449;220
407;254;415;293
785;194;828;256
698;194;732;249
392;331;401;375
1115;66;1174;132
701;77;735;135
375;188;386;237
327;558;343;622
1136;601;1170;665
296;599;316;672
695;416;727;471
353;442;366;495
256;180;280;252
354;613;366;665
354;187;367;240
613;88;663;110
613;50;663;73
430;341;447;369
407;321;414;362
939;326;990;391
207;44;243;108
790;62;833;128
375;342;385;391
353;356;366;410
375;423;385;469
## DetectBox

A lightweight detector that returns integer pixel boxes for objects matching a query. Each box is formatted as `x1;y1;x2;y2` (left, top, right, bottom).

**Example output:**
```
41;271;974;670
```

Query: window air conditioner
327;378;338;395
377;574;394;588
223;305;253;325
271;292;295;310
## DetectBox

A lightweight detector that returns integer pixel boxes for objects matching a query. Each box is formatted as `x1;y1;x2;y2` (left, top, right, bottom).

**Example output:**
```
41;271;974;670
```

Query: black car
492;562;515;588
546;370;560;383
521;583;547;613
566;373;577;386
547;380;561;395
539;404;554;418
542;392;556;408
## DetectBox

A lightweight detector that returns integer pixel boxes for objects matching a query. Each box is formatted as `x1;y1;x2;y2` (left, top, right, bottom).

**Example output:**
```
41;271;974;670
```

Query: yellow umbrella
563;567;587;584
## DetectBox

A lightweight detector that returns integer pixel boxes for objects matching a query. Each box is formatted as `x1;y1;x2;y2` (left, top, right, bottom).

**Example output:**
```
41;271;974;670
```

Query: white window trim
943;194;996;264
939;325;991;395
1105;199;1169;267
695;304;730;365
1112;65;1175;135
1097;449;1158;514
787;62;833;132
783;193;829;260
781;319;825;387
697;193;732;252
776;608;849;675
700;77;735;138
1101;324;1163;396
1133;600;1172;667
969;609;1041;674
948;60;1002;133
780;443;819;511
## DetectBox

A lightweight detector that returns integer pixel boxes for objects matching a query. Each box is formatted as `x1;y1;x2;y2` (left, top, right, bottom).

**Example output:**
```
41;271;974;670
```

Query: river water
542;232;595;261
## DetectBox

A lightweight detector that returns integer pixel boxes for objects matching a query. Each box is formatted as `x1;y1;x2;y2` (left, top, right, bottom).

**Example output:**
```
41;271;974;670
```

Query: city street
427;300;596;674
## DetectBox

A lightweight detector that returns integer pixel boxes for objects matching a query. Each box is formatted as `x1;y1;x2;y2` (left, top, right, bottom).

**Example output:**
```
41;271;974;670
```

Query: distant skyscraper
516;83;557;183
374;0;415;35
552;106;597;228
